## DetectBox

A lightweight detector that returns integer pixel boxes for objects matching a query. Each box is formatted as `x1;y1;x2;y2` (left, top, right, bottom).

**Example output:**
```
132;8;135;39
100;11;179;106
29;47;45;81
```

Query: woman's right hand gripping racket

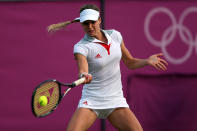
31;77;85;118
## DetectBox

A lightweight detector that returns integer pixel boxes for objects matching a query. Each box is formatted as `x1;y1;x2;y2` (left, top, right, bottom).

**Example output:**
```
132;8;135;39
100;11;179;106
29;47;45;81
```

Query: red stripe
96;42;111;55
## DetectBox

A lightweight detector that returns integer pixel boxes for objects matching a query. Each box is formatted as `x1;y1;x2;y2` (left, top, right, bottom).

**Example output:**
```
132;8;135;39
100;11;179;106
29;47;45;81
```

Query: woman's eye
83;21;95;26
83;22;88;25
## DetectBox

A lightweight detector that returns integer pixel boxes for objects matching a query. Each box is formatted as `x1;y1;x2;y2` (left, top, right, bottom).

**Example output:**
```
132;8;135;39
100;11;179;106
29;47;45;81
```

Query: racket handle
72;77;85;87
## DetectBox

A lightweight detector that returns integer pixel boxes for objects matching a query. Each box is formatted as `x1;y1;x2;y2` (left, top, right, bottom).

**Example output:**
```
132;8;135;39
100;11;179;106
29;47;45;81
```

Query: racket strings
33;81;60;117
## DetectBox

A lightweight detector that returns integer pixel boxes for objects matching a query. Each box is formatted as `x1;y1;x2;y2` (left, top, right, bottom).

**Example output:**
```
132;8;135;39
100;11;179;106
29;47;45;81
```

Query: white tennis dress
73;29;129;109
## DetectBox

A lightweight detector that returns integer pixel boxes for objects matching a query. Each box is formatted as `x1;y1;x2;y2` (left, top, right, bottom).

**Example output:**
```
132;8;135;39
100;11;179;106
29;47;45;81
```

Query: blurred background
0;0;197;130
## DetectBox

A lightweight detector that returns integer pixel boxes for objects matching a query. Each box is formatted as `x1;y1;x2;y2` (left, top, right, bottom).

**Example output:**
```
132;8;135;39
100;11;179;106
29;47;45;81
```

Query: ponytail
47;18;80;32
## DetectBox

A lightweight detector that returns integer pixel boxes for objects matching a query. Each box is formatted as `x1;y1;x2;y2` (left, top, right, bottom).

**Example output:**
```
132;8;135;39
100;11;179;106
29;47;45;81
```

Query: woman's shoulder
104;29;123;44
75;37;90;46
104;29;121;36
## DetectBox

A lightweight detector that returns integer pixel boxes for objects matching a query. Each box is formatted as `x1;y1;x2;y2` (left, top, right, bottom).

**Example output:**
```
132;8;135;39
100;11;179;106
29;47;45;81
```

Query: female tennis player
48;4;168;131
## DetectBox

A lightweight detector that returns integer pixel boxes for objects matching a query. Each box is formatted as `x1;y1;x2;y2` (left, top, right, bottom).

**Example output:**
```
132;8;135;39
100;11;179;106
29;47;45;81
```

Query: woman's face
81;17;101;37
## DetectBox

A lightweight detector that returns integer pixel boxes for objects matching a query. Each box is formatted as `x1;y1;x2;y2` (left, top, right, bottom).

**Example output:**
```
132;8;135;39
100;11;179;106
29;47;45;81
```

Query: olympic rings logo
144;7;197;64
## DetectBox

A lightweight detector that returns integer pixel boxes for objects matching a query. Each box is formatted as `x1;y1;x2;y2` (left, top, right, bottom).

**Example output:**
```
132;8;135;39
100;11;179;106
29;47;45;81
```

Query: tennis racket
31;77;85;118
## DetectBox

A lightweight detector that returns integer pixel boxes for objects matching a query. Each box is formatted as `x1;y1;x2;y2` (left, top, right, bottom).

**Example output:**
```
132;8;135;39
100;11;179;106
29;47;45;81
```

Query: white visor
79;9;100;23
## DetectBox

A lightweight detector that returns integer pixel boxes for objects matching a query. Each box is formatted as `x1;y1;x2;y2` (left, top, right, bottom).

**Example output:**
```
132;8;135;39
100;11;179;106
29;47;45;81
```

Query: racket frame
31;78;85;118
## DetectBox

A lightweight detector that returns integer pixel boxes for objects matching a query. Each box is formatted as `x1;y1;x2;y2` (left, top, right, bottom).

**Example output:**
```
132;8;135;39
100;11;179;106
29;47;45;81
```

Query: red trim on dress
96;42;111;55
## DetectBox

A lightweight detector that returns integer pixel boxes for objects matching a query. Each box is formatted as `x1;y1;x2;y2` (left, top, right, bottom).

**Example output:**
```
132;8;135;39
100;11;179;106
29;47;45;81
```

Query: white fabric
92;108;115;119
79;9;99;23
74;29;129;109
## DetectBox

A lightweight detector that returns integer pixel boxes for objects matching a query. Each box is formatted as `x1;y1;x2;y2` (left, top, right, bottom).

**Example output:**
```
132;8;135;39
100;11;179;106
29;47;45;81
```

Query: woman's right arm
74;53;92;84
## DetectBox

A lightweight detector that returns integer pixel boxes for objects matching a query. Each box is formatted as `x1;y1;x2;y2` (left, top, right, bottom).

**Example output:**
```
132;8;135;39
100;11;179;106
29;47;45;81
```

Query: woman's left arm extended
121;41;168;71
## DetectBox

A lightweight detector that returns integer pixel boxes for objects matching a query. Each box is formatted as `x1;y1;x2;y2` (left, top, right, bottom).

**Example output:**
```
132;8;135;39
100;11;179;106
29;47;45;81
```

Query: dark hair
80;4;100;13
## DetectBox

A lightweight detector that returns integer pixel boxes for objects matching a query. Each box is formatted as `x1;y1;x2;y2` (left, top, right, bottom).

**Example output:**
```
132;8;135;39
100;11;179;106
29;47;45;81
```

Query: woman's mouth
88;30;94;33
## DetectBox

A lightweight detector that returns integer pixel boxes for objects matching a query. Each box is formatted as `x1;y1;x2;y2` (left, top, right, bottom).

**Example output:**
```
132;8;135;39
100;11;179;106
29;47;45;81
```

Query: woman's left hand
147;53;168;71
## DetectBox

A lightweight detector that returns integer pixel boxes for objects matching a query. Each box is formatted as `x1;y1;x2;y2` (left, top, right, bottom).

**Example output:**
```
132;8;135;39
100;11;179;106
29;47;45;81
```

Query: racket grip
72;77;85;87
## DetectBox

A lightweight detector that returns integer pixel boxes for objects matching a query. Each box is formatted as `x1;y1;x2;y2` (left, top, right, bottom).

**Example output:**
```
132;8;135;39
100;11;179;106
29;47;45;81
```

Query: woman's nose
88;23;93;29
